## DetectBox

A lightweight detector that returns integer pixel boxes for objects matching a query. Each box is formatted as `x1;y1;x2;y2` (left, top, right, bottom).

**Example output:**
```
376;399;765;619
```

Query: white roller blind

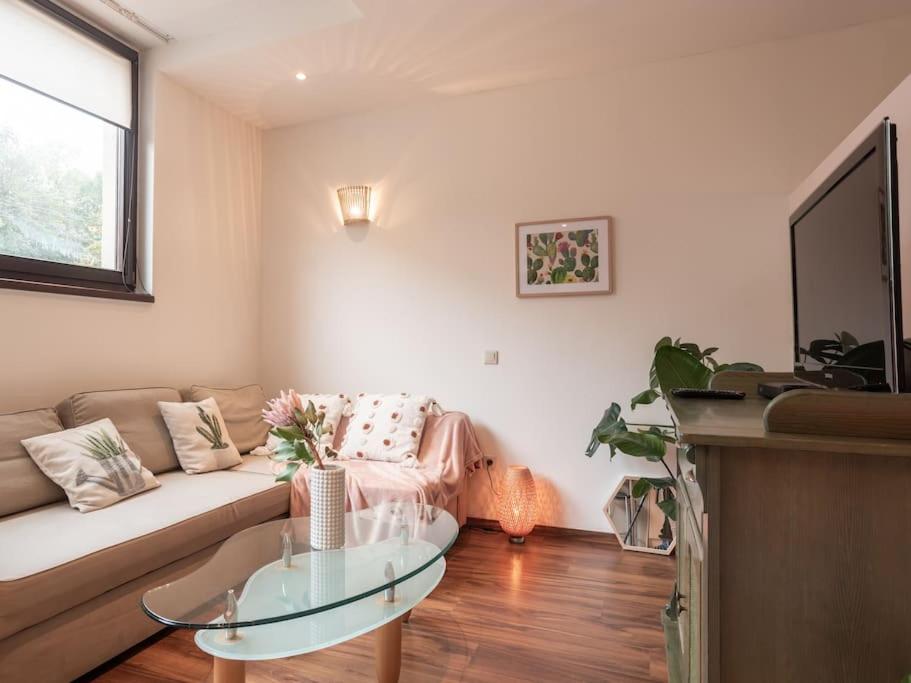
0;0;133;129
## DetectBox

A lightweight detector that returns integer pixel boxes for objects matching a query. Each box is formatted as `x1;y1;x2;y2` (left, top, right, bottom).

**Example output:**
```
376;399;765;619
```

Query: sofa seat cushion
0;469;289;640
57;387;184;474
230;452;277;475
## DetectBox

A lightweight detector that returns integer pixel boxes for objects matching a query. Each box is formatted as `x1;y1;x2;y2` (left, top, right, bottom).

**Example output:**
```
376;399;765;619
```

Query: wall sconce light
337;185;372;225
498;465;538;544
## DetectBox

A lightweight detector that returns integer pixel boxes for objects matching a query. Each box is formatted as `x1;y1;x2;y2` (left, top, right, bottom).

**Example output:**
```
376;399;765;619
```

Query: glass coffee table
142;503;458;683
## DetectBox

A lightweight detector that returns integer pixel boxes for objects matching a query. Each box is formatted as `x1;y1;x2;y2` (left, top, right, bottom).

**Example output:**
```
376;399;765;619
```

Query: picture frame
515;216;612;298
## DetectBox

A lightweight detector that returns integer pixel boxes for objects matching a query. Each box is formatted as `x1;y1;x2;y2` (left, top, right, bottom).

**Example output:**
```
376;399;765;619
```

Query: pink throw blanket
290;411;484;518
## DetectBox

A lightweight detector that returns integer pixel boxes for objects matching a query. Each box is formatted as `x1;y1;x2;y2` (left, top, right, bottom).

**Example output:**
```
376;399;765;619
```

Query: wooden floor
86;527;675;683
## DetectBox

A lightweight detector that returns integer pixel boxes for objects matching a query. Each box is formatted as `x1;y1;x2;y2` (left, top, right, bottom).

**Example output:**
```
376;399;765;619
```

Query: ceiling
60;0;911;129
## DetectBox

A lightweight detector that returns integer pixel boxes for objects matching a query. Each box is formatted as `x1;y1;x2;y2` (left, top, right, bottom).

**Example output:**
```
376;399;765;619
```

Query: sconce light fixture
337;185;372;225
498;465;538;544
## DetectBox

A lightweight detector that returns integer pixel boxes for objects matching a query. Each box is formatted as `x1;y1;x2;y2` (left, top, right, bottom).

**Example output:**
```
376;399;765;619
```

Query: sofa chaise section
0;388;289;683
0;538;222;683
0;467;288;641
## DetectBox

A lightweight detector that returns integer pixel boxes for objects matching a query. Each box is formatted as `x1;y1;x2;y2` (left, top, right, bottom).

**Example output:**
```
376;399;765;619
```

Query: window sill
0;277;154;302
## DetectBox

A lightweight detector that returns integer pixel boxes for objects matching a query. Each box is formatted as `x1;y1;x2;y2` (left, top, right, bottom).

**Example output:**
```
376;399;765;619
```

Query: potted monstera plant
585;337;762;522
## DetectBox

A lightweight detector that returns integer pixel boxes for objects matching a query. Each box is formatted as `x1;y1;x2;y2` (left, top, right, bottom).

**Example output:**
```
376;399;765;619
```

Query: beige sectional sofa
0;387;288;683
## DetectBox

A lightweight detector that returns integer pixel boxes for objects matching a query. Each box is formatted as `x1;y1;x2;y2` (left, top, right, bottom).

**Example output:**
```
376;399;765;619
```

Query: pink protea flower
262;389;304;427
262;389;326;472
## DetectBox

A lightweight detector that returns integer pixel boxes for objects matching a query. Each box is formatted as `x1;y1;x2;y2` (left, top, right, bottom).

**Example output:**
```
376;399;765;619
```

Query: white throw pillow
338;394;434;466
264;393;350;454
158;398;242;474
21;418;159;512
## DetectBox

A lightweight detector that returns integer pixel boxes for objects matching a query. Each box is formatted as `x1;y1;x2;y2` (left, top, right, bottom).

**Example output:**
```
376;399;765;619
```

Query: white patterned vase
309;464;346;550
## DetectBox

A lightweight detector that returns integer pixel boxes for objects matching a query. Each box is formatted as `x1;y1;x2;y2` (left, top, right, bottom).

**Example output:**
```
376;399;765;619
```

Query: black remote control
670;388;746;400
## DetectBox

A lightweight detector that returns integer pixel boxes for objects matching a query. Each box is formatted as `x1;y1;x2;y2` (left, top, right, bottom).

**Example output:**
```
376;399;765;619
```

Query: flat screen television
789;119;905;391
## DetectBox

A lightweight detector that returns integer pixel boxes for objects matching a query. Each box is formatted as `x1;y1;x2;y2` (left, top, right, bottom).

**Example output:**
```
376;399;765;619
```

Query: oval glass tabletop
142;503;458;629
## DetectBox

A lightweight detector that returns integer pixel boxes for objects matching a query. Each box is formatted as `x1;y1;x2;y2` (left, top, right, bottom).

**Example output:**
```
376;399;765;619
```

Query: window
0;0;147;301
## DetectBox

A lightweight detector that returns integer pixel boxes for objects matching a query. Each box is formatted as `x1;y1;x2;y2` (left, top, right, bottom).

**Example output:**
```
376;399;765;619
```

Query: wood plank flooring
85;527;675;682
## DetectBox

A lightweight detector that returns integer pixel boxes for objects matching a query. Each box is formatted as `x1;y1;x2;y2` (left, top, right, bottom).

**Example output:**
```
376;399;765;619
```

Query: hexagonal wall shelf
603;476;676;555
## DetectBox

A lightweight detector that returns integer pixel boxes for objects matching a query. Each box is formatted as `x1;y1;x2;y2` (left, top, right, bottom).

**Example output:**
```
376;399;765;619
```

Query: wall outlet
484;350;499;365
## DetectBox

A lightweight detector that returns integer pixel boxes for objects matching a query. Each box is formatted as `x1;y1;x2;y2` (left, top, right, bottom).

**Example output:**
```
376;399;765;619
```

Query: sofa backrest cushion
186;384;269;454
0;408;66;517
56;387;182;474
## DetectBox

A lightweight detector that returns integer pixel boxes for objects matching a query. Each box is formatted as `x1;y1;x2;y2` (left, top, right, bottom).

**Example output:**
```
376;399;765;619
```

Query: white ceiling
61;0;911;129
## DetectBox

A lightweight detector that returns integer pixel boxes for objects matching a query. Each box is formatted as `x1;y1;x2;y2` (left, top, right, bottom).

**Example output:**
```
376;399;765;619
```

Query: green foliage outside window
0;126;104;268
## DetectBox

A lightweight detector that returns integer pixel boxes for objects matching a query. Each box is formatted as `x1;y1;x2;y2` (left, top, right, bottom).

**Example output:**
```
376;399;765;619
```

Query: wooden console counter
665;373;911;683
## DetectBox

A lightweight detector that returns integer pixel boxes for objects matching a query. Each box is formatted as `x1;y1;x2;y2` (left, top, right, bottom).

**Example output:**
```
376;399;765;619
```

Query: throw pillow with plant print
76;427;147;497
21;418;160;512
158;397;242;474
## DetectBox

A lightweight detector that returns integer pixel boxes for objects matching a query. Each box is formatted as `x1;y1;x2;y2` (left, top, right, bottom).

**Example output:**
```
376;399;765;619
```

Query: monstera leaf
630;389;660;410
632;477;675;498
653;345;712;393
610;431;667;461
586;403;625;458
586;403;667;461
657;497;678;521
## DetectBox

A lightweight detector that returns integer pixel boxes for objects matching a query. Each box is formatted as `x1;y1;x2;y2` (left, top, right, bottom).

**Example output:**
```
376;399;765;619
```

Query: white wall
0;74;262;412
260;15;911;532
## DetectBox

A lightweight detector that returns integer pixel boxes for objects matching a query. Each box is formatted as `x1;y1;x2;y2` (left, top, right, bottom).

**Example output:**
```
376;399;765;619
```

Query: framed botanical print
515;216;612;298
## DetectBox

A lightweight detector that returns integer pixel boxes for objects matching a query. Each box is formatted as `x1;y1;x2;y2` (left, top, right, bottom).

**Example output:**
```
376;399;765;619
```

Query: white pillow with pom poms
338;394;436;466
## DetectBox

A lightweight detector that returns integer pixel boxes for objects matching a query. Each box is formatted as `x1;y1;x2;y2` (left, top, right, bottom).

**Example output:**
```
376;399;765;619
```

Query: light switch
484;350;499;365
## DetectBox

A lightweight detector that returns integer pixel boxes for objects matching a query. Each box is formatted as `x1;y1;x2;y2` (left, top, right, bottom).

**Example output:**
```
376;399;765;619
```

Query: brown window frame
0;0;151;303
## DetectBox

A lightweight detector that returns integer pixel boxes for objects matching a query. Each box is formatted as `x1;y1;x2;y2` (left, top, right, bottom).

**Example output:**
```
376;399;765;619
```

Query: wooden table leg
374;616;403;683
213;657;245;683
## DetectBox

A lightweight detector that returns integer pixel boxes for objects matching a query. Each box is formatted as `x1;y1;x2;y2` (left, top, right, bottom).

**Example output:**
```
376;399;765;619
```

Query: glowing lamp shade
337;185;372;225
498;465;538;544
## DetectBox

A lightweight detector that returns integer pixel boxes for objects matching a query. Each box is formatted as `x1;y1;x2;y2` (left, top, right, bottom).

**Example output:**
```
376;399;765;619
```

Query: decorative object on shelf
515;216;612;298
337;185;372;225
497;465;538;543
605;476;676;555
263;390;345;549
584;337;762;524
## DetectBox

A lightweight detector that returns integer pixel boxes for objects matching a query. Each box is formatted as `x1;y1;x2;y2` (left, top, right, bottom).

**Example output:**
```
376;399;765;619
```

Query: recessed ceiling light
295;72;307;81
561;224;567;228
